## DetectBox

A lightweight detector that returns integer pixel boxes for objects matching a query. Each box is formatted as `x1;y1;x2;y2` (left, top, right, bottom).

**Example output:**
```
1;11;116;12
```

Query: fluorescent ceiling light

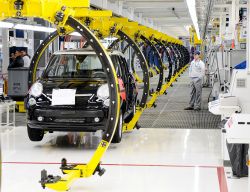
0;22;56;33
14;24;56;33
0;21;14;28
0;44;2;48
186;0;201;40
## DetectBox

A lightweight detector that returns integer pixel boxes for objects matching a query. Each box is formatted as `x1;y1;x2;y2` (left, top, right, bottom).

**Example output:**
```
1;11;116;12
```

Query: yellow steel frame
149;67;157;76
82;10;185;134
160;64;189;95
123;60;188;132
133;72;143;83
86;19;185;131
84;19;149;132
139;28;163;109
0;1;120;191
45;140;111;191
122;107;144;132
44;21;120;191
0;0;186;190
16;101;26;112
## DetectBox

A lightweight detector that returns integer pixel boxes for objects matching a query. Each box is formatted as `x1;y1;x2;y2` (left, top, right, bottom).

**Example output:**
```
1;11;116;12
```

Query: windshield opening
43;54;107;79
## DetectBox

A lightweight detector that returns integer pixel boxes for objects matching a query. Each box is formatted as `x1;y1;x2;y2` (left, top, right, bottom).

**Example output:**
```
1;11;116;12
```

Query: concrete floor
1;70;248;192
1;127;248;192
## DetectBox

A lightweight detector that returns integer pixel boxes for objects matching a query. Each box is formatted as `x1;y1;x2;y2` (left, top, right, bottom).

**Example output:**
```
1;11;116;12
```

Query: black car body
26;48;138;142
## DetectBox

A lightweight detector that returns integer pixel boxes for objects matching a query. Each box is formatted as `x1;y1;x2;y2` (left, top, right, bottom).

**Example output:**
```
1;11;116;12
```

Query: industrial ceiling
92;0;193;38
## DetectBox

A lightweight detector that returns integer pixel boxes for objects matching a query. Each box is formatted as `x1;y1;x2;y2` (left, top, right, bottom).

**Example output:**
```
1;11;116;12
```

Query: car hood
41;79;107;95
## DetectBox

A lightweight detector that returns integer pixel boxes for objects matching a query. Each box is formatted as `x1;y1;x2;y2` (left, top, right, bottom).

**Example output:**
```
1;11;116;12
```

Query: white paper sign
52;89;76;106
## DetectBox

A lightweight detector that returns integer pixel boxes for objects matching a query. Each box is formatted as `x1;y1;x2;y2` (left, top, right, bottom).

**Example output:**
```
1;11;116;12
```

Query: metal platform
139;72;221;129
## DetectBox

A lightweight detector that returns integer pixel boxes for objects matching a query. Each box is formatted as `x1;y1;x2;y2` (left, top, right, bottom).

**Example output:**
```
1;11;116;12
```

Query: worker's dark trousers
189;77;202;109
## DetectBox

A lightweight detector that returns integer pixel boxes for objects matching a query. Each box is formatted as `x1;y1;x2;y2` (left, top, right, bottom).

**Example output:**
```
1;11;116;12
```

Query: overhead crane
0;0;190;191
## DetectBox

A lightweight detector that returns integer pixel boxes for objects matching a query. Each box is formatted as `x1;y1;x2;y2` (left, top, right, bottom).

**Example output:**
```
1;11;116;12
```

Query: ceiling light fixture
0;21;14;28
0;21;56;33
14;24;56;33
186;0;201;40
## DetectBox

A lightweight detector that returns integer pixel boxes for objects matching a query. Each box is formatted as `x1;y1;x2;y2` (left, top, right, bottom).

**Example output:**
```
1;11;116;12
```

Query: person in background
8;52;15;69
184;51;205;111
190;46;195;62
8;50;24;68
10;52;15;64
21;49;31;68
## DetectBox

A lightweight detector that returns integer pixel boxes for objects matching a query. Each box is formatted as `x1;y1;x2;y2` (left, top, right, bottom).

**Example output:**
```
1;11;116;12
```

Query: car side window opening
46;55;59;77
110;55;122;78
119;55;135;95
117;56;129;83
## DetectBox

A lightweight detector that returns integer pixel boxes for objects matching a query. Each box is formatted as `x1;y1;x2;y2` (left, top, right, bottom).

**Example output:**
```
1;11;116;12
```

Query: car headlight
97;84;109;101
29;82;43;97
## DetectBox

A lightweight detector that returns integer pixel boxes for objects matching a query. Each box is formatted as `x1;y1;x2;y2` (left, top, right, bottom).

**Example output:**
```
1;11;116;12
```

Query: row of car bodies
26;43;189;143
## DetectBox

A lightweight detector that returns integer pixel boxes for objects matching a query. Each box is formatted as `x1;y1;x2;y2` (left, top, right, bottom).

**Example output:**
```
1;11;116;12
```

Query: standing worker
184;51;205;111
21;49;31;68
8;50;24;68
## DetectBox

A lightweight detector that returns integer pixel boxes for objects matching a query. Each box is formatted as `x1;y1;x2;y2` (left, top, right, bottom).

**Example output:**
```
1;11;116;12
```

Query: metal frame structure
0;0;190;191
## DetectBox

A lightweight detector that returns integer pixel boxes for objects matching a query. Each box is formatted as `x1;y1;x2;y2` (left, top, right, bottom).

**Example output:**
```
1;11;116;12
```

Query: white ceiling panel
106;0;192;37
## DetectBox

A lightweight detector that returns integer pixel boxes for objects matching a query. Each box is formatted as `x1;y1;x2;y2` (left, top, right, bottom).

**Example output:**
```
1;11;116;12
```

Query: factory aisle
139;70;221;129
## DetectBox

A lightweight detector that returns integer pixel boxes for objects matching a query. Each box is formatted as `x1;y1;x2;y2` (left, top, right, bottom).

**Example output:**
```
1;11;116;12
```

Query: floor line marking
1;161;221;168
217;167;229;192
2;162;229;190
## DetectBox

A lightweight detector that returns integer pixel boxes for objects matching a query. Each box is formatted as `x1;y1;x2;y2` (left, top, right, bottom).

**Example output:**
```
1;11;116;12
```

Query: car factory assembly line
0;0;190;191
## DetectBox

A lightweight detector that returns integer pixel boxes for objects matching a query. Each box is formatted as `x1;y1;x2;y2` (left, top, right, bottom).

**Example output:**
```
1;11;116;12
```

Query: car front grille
38;94;102;109
54;119;86;123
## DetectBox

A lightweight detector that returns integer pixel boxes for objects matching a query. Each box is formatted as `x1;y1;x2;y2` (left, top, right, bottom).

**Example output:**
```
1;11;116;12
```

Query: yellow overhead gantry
152;34;188;96
84;16;189;131
0;0;188;191
82;17;162;131
77;12;189;132
0;1;120;191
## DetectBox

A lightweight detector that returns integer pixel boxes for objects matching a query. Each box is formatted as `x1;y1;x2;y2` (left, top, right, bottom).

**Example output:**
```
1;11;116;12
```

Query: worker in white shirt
21;50;31;68
184;51;205;111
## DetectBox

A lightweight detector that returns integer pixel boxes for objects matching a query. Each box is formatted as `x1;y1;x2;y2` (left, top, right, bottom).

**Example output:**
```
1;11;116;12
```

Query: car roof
53;48;125;57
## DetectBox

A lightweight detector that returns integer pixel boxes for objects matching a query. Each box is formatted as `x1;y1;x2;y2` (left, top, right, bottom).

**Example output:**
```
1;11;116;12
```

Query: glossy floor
1;126;248;192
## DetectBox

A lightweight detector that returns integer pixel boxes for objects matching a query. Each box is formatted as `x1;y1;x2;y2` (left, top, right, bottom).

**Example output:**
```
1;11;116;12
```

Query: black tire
27;125;44;141
111;113;123;143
